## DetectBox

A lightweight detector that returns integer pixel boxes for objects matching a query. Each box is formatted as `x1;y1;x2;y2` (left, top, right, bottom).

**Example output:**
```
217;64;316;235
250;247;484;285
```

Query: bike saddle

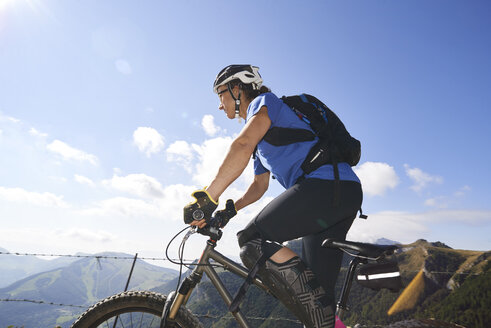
321;239;398;259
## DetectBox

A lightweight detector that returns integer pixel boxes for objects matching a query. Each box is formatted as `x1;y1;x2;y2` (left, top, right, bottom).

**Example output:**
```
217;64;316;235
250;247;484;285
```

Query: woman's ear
233;85;241;98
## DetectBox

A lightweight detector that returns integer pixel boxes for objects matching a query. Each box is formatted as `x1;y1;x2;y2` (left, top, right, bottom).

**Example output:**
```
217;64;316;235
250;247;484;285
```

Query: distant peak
375;238;401;245
411;239;452;249
430;241;452;249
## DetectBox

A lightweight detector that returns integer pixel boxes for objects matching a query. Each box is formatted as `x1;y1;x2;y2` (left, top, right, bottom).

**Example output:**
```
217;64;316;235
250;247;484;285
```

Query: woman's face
217;86;237;119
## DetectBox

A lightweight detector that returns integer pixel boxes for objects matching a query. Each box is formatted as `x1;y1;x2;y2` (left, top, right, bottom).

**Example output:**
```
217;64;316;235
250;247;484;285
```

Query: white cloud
424;197;448;209
85;197;159;218
103;173;164;198
201;115;222;137
115;59;132;75
404;164;443;192
28;127;48;137
48;176;68;183
192;136;234;186
74;174;95;187
424;209;491;224
165;133;252;189
347;209;491;245
425;186;471;209
55;228;116;243
347;211;428;244
157;184;198;221
47;140;98;165
0;186;69;208
133;127;165;157
0;113;20;123
0;228;120;256
166;140;194;172
454;185;471;197
83;183;196;220
354;162;399;196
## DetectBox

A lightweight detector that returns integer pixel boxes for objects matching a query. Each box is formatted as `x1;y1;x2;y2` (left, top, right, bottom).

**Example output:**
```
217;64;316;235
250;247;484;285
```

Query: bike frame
166;238;269;328
162;231;363;328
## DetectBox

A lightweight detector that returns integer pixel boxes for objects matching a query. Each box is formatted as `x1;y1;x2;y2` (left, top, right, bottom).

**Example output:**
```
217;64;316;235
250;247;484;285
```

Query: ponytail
243;84;271;100
227;80;272;101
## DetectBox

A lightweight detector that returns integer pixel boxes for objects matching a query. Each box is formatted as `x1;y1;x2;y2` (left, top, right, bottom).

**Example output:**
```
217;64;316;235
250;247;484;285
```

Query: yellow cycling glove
183;188;218;224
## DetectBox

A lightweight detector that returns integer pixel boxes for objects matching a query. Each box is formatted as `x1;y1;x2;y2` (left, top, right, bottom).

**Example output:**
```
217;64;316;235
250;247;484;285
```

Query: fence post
124;253;138;291
113;253;138;328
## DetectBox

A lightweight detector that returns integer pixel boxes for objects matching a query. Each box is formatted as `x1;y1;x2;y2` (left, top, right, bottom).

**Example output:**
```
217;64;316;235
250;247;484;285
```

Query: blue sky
0;0;490;267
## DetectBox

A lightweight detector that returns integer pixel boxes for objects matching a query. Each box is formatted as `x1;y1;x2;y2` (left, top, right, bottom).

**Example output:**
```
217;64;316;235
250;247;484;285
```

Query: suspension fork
165;240;215;322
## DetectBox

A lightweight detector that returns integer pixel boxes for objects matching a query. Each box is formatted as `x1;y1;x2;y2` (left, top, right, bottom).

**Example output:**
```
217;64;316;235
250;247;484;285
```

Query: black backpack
261;94;361;175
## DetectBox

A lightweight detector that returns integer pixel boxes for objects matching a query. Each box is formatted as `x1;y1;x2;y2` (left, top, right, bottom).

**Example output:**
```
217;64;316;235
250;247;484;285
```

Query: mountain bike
71;222;399;328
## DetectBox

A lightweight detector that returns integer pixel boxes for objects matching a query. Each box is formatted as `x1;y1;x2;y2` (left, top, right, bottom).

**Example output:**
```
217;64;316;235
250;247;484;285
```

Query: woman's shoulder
249;92;283;114
251;92;281;106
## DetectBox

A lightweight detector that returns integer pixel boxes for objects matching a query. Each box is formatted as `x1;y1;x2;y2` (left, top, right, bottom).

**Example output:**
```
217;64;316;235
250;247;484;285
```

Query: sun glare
0;0;55;24
0;0;16;11
1;0;45;13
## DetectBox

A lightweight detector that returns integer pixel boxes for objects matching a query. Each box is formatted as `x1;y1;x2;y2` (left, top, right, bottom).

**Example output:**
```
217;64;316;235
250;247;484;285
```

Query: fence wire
0;298;302;323
1;251;484;275
0;298;86;308
0;251;193;262
0;249;485;323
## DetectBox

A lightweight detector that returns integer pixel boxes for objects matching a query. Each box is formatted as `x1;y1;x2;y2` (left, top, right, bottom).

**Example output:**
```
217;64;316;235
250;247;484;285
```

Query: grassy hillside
0;252;178;328
165;239;489;328
414;260;491;327
0;247;79;288
0;240;488;327
340;240;489;328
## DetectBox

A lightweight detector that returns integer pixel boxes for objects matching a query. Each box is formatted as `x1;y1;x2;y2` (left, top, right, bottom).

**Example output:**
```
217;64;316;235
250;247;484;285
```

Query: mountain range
0;239;489;328
0;247;81;288
0;250;178;327
179;239;490;328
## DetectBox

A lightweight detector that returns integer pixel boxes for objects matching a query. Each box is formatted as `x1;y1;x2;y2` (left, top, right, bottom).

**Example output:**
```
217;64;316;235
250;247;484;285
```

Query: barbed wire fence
0;248;304;323
0;298;86;309
1;250;483;274
0;250;193;262
0;250;485;324
0;297;302;323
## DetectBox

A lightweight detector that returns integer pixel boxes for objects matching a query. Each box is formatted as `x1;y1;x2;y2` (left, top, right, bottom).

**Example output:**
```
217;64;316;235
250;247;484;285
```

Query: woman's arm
235;171;270;211
206;106;270;201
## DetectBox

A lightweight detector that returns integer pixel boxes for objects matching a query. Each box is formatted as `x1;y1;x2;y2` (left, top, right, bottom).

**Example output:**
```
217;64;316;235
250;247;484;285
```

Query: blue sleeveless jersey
246;93;360;189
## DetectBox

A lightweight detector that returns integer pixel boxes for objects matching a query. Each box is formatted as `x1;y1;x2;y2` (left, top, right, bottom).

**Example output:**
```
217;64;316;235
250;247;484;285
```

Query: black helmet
213;65;263;93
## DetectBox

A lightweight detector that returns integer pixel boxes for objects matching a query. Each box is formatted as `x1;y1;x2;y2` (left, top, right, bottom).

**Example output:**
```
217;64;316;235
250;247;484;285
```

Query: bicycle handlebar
196;221;223;241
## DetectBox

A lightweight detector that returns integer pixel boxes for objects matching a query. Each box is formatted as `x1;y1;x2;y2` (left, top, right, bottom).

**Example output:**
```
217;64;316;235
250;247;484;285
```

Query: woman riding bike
183;65;363;328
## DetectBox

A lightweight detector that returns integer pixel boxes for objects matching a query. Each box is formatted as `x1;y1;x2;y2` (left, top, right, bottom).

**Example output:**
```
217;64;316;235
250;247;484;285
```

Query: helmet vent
213;65;263;93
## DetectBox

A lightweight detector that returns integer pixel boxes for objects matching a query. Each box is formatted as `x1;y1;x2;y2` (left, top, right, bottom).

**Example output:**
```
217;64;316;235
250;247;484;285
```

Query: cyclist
184;65;362;328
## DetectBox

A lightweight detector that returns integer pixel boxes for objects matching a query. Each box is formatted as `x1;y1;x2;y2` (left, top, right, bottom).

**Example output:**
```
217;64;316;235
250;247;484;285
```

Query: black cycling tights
237;178;362;305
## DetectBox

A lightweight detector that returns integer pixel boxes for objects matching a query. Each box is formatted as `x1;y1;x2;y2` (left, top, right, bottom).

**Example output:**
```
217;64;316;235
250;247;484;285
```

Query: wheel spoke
148;316;156;328
71;291;201;328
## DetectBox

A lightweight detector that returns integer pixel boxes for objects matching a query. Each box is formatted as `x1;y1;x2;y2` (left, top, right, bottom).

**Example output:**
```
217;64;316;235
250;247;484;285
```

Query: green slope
0;246;79;288
0;252;178;328
173;239;489;328
0;240;488;328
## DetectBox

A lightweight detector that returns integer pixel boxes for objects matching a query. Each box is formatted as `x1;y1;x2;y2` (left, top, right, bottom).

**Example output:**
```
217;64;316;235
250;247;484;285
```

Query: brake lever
183;227;197;242
197;222;223;241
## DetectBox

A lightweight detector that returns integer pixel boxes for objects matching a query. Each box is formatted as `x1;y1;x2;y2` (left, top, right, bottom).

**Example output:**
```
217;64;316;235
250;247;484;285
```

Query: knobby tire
71;290;203;328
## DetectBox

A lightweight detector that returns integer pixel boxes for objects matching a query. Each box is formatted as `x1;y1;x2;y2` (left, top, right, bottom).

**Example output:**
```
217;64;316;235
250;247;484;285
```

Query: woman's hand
183;189;218;224
189;218;208;229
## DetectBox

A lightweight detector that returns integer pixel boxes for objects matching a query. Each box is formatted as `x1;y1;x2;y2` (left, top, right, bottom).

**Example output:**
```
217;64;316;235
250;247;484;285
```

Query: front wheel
71;291;203;328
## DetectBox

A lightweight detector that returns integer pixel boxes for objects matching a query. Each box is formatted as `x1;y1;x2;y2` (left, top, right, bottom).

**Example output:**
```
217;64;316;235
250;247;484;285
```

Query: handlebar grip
197;225;222;241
